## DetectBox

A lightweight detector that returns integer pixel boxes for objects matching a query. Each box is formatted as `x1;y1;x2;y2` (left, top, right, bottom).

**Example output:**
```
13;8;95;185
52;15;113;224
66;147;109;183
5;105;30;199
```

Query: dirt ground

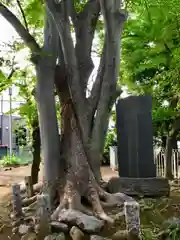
1;165;180;239
0;165;118;239
0;165;118;199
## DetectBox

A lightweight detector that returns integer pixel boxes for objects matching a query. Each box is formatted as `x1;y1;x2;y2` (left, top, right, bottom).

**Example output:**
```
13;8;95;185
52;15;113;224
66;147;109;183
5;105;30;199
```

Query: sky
0;15;21;114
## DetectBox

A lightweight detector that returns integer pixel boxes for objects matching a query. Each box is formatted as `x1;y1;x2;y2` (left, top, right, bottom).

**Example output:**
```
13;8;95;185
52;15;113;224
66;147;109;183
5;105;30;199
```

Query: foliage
0;1;180;238
113;193;180;239
103;128;117;164
139;196;180;239
0;40;38;131
14;126;27;146
0;153;31;167
15;69;37;126
120;0;180;143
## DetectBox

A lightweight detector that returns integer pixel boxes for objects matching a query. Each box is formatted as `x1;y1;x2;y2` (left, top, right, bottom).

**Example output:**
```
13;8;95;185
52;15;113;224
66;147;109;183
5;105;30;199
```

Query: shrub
0;154;30;167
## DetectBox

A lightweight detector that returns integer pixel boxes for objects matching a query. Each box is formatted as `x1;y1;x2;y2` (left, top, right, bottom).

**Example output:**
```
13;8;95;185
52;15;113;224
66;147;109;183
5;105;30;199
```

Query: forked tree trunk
53;77;134;226
31;120;41;184
52;74;141;238
55;72;102;216
0;1;140;236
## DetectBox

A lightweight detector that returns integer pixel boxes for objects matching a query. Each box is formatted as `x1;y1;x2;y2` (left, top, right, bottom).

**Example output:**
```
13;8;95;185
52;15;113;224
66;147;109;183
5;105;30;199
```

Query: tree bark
161;136;166;149
31;119;41;185
35;8;65;206
165;133;177;179
36;61;64;204
165;118;180;179
54;68;140;231
87;1;127;182
165;135;174;179
0;1;140;235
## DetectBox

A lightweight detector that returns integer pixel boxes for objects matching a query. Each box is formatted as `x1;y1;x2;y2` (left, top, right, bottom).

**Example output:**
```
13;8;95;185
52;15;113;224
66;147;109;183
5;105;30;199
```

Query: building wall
0;115;21;148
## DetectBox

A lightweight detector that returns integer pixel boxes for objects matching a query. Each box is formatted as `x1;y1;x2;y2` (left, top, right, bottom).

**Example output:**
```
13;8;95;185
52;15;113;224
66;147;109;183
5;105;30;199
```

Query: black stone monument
116;95;156;178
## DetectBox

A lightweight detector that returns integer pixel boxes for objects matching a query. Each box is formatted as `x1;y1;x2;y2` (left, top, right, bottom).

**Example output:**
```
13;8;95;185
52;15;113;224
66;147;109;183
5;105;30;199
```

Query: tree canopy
0;0;141;234
120;0;180;144
1;0;179;237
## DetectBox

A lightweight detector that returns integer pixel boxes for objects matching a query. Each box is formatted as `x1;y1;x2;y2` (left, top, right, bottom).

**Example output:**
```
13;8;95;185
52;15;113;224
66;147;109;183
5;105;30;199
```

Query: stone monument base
107;177;170;197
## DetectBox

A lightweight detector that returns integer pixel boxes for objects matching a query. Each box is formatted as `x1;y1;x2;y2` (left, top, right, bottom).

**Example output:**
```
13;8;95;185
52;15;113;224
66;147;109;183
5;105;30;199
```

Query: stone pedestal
107;177;170;197
116;95;156;178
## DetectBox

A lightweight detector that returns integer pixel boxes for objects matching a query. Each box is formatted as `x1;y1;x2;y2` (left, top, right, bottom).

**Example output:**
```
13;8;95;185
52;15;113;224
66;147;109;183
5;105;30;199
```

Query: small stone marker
12;183;23;218
124;201;140;237
36;194;51;239
25;176;34;198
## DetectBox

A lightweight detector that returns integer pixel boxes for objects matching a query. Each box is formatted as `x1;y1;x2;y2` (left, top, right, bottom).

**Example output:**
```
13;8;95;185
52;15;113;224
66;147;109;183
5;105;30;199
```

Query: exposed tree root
20;182;43;195
48;99;140;236
22;195;38;207
58;209;104;234
49;174;140;237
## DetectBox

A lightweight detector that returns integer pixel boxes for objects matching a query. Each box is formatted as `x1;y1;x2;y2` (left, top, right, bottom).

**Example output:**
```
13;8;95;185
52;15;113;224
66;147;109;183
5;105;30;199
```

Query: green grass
112;195;180;239
139;196;180;239
0;153;32;167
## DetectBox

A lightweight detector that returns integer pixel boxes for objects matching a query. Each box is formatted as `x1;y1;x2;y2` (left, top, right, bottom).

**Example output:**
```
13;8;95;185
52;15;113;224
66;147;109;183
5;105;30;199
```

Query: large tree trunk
34;7;69;207
36;60;65;206
0;1;140;236
53;92;140;234
50;0;137;228
31;119;41;185
54;68;140;233
55;73;108;219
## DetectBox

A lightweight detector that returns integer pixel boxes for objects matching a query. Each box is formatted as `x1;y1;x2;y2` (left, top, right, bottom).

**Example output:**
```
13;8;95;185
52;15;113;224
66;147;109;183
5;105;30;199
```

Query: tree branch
68;0;77;27
91;0;126;121
169;117;180;137
45;0;90;138
75;0;100;88
88;0;127;179
89;40;106;117
7;68;15;79
16;0;29;32
43;5;59;62
0;3;40;55
93;0;127;121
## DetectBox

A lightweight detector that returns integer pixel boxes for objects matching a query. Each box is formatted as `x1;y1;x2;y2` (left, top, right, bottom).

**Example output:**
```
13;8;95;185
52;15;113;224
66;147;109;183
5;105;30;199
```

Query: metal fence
154;149;180;179
109;146;180;179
